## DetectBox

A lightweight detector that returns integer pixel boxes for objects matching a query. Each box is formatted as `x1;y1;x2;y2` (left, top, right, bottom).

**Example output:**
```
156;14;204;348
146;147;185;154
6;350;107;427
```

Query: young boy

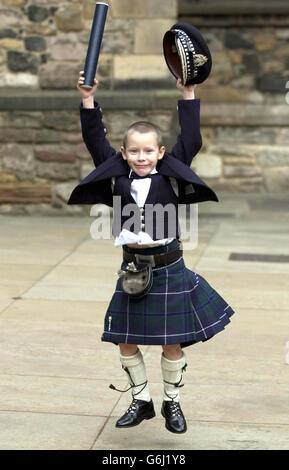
68;71;235;434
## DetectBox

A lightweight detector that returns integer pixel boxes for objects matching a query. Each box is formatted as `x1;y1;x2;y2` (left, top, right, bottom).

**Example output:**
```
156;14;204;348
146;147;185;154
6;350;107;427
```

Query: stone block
224;165;262;177
80;162;95;179
0;182;52;203
25;36;47;52
36;161;79;180
0;111;42;129
24;23;55;36
207;179;241;192
63;133;83;145
272;42;289;61
256;74;287;93
75;143;91;160
53;180;80;202
0;171;16;183
215;127;276;145
224;32;254;50
202;103;289;126
276;129;289;146
146;111;173;133
0;38;23;50
114;55;170;80
96;54;113;78
105;110;142;136
41;110;79;131
263;166;289;191
3;0;26;5
196;86;244;103
276;30;289;40
35;150;76;163
0;28;16;39
0;127;35;143
257;146;289;166
195;153;222;178
148;0;177;18
0;8;23;28
242;53;260;74
227;50;242;65
263;60;283;74
0;71;38;88
0;50;5;66
212;143;258;158
254;34;276;52
39;62;83;89
27;5;49;23
101;20;134;54
231;75;255;89
224;157;257;165
2;143;35;181
199;127;214;151
49;32;87;61
134;19;173;54
55;4;84;32
109;0;177;18
233;176;264;192
203;32;223;53
7;50;39;74
211;52;234;79
82;1;97;20
34;130;63;144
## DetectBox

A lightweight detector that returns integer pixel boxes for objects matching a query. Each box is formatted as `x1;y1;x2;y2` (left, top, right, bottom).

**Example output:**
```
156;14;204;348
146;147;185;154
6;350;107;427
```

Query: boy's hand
77;70;99;99
176;78;197;100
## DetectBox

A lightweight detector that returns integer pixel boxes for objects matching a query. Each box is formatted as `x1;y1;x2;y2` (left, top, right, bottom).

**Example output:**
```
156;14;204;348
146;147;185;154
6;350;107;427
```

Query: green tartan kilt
101;240;235;348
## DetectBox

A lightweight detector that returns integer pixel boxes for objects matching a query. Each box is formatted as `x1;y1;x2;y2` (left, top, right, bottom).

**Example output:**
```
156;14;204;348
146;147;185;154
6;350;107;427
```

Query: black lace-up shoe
161;400;187;433
116;398;156;428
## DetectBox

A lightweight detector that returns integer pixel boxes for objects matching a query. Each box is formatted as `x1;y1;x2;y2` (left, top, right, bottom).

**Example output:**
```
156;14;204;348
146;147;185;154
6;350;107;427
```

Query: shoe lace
126;398;139;414
109;366;148;398
163;362;187;401
168;401;182;417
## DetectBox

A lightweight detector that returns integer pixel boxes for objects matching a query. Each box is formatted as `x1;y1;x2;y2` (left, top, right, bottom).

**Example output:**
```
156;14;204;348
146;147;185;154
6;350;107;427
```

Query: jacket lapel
77;151;208;187
78;153;129;185
157;154;208;186
73;151;218;202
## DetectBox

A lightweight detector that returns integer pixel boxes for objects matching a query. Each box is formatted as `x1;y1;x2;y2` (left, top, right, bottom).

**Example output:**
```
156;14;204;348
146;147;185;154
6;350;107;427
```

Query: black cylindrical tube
82;2;109;89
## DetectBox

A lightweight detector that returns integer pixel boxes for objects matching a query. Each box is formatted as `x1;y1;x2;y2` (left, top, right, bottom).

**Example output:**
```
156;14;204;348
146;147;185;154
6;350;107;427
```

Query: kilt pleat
101;252;235;348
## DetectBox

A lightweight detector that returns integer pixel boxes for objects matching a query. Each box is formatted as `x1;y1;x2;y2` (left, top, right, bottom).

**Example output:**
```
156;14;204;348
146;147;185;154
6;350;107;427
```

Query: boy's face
121;131;165;177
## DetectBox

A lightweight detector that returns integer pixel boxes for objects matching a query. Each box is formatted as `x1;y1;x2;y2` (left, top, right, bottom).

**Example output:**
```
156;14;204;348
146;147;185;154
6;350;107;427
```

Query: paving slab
109;381;289;425
0;411;105;450
194;271;288;310
0;374;120;416
93;417;289;450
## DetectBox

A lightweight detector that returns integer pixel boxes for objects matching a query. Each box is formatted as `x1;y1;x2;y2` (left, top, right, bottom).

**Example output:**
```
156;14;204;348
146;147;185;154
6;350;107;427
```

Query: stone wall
0;0;288;215
0;0;177;89
178;0;289;193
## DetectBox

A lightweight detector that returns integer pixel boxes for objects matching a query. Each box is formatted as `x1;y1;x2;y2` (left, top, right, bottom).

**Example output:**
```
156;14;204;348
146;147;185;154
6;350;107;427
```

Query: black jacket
67;99;218;206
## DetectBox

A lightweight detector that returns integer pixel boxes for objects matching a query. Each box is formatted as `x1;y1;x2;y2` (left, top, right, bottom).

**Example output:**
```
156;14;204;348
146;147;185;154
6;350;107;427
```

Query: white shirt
114;167;174;247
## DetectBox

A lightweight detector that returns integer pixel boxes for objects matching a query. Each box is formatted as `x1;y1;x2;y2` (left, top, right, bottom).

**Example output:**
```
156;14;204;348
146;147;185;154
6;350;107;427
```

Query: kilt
101;239;235;349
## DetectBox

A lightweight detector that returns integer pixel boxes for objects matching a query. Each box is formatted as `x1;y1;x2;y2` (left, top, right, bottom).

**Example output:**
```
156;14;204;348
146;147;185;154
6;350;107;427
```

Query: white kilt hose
101;238;235;348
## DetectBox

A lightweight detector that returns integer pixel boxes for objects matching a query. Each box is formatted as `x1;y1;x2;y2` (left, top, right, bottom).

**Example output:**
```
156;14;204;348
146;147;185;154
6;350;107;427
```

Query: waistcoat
112;173;181;240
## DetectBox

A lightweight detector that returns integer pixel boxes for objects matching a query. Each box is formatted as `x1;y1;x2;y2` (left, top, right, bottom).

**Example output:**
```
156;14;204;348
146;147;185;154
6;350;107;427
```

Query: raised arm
170;79;202;166
77;71;116;167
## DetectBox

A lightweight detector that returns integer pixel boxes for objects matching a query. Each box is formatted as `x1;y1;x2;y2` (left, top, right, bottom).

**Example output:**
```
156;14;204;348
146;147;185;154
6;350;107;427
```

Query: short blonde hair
122;121;162;149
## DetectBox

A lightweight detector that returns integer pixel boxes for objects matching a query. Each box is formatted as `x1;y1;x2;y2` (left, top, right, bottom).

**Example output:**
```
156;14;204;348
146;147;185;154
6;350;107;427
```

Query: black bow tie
129;171;156;179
